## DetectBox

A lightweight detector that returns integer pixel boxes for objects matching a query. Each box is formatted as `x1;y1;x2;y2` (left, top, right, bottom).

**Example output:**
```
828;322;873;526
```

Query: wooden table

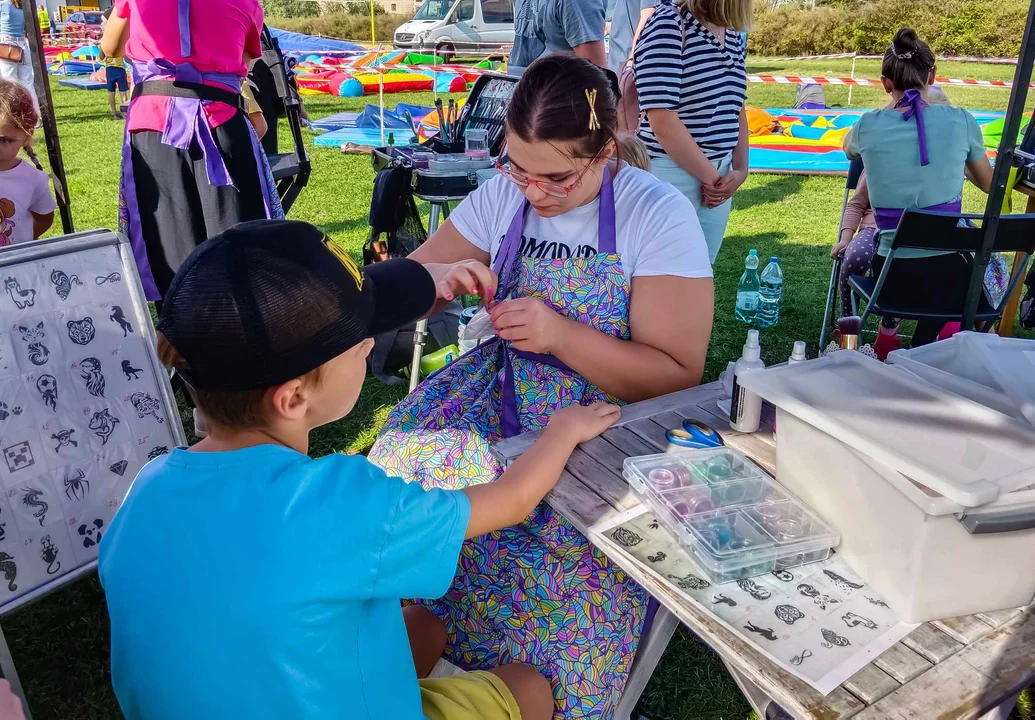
493;381;1035;720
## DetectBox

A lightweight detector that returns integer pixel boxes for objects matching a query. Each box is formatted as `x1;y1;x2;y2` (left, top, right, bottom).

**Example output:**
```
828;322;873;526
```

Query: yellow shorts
420;670;521;720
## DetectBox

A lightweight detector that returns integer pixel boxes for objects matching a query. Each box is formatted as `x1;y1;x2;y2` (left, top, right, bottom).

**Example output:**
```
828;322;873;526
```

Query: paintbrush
404;110;418;138
837;316;862;351
448;99;457;142
435;98;447;143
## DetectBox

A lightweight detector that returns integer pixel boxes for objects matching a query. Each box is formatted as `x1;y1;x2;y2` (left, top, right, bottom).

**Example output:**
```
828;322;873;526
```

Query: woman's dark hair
882;28;935;92
506;56;629;163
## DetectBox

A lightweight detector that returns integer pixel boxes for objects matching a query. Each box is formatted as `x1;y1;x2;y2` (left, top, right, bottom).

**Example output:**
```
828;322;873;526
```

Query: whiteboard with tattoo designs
0;230;185;613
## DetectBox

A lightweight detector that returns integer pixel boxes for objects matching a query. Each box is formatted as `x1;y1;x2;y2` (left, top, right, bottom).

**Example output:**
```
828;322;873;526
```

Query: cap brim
363;258;437;335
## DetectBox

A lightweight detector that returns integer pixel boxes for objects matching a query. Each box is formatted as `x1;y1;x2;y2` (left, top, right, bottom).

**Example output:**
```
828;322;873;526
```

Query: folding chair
818;156;865;350
848;209;1035;338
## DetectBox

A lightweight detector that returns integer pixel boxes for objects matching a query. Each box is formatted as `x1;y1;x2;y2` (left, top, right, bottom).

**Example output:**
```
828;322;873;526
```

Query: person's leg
650;155;730;264
485;664;554;720
108;92;118;117
404;605;447;680
15;51;38;119
839;228;877;316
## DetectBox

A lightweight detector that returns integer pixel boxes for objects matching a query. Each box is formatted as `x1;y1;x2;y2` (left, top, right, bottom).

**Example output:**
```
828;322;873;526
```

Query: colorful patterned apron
116;0;283;300
370;168;647;718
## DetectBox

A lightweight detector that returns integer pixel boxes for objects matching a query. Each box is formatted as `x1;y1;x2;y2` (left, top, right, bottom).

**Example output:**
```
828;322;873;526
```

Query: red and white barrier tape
747;74;1028;89
758;52;1018;65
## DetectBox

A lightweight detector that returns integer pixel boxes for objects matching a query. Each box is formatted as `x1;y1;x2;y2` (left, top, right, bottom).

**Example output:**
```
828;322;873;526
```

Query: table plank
563;447;639;512
625;417;672;452
843;664;900;705
931;615;995;646
902;623;964;664
544;471;621;535
601;426;659;458
857;611;1035;720
873;643;932;684
976;609;1023;628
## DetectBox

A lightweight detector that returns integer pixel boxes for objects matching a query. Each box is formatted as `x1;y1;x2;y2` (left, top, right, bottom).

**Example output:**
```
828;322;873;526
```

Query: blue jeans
650;153;733;264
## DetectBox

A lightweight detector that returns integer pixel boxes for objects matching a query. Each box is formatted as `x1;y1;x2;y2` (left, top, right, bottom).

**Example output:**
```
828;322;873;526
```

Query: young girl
101;0;282;303
634;0;750;263
0;79;54;246
370;56;713;718
844;28;993;347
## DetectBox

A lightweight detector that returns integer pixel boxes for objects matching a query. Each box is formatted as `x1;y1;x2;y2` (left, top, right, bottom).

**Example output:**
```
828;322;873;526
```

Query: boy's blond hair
678;0;752;32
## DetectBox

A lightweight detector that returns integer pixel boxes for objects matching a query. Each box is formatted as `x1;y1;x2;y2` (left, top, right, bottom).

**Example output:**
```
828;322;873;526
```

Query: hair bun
893;27;920;56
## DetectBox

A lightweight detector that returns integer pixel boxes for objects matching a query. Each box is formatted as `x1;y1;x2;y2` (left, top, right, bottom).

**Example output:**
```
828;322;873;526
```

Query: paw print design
78;518;103;548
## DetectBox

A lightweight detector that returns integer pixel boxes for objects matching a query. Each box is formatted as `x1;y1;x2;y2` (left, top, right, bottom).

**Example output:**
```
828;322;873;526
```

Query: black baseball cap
157;220;436;392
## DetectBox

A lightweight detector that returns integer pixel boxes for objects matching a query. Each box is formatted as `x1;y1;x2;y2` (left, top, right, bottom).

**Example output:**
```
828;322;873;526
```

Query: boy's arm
463;403;620;539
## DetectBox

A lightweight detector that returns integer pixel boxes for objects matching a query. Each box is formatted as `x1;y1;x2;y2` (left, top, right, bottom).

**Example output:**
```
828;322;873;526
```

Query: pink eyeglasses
494;142;604;198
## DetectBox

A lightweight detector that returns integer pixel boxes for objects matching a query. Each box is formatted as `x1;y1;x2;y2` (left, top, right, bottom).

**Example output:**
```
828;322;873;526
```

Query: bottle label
730;375;743;423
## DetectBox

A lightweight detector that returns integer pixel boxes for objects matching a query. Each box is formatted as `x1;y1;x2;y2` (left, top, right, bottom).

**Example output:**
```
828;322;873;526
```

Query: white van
394;0;514;62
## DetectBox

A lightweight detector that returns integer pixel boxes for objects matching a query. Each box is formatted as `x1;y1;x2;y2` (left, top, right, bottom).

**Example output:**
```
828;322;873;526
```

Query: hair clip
894;50;914;60
585;89;601;131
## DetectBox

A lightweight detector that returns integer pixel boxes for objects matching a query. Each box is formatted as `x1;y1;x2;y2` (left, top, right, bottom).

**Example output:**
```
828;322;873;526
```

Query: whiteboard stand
0;230;187;717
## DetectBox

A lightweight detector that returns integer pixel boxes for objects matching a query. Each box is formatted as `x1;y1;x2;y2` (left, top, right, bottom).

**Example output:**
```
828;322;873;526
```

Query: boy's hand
431;260;497;305
549;402;621;445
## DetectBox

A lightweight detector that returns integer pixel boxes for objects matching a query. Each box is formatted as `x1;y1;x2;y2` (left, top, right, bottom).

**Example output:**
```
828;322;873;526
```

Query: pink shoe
938;322;961;341
874;325;901;362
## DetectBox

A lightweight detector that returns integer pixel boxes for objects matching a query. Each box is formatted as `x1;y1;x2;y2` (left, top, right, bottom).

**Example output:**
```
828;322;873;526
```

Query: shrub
750;0;1027;57
267;12;408;41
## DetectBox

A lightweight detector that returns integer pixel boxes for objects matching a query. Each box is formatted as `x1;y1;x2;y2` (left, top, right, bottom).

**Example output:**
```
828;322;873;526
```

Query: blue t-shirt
845;104;985;257
0;0;25;39
510;0;606;75
99;445;471;720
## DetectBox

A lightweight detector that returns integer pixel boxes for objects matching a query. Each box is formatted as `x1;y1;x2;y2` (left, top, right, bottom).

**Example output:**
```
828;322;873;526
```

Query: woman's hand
490;297;568;354
426;260;497;305
702;169;746;208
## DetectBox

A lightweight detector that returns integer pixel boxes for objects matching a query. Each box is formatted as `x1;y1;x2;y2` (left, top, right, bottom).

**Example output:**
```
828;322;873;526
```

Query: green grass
5;71;1033;719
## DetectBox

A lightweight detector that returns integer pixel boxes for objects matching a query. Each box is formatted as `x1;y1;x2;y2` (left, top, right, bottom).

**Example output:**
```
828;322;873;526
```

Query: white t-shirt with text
450;166;712;288
0;159;56;246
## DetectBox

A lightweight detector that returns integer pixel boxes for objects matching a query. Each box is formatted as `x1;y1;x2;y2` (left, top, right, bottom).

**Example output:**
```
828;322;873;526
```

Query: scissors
665;419;725;449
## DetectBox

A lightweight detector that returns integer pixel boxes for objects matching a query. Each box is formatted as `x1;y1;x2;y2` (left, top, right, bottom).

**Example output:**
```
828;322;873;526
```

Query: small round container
410;150;433;169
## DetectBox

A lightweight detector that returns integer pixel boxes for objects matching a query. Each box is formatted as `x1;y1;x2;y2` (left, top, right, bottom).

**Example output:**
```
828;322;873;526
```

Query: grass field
5;58;1034;719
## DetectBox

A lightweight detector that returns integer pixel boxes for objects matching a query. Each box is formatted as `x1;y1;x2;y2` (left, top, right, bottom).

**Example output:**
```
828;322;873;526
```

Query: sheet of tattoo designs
592;508;918;695
0;243;179;608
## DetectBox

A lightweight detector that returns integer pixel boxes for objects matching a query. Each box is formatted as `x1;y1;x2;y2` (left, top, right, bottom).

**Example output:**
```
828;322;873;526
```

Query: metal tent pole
22;0;73;234
963;0;1035;330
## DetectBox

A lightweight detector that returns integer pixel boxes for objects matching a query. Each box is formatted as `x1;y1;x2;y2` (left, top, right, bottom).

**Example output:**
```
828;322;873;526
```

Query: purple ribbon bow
895;88;930;167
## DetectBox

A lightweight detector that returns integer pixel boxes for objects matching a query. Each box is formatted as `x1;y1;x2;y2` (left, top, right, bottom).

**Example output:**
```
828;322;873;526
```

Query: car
394;0;513;63
64;11;104;41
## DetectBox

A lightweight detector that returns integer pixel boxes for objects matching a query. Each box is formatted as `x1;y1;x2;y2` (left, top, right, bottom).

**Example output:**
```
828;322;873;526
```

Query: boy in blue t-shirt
99;220;620;720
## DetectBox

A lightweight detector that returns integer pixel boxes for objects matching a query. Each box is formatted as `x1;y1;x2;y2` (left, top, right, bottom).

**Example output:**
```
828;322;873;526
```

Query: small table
492;381;1035;720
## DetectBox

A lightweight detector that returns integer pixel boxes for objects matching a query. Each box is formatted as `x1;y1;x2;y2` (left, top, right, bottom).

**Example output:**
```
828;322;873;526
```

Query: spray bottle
730;329;765;433
787;341;807;365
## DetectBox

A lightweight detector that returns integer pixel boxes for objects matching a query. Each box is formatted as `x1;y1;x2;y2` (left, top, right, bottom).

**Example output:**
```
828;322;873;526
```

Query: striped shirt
633;5;747;161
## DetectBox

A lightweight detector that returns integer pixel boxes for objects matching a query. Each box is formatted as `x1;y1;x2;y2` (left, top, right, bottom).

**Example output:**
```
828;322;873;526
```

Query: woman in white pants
0;0;38;114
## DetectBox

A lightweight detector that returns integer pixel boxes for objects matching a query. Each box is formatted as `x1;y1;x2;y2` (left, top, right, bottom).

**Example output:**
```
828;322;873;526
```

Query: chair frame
818;156;866;349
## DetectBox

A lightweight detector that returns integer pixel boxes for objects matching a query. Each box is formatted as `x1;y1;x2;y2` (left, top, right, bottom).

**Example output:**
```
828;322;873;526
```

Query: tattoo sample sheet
0;236;182;610
592;508;917;695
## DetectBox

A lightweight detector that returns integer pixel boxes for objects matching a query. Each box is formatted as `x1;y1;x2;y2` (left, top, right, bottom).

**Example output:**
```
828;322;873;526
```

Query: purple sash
896;88;930;166
494;167;617;437
120;2;276;300
873;199;963;232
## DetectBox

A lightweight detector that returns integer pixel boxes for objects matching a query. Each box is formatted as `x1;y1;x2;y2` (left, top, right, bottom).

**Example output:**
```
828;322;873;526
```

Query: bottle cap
742;329;761;361
770;257;779;263
749;249;757;256
791;340;807;361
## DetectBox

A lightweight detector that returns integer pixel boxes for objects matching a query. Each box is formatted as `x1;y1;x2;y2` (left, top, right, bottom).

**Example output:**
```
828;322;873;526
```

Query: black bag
365;165;460;383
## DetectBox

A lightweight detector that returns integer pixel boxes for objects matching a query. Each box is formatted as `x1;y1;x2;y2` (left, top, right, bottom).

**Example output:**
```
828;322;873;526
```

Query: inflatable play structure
745;107;1014;174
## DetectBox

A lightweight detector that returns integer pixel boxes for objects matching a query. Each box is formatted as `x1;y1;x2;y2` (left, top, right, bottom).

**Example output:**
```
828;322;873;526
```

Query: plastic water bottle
735;249;760;324
757;257;783;328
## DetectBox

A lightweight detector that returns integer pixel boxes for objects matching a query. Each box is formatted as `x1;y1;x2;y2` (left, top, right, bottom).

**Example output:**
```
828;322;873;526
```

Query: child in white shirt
0;79;55;246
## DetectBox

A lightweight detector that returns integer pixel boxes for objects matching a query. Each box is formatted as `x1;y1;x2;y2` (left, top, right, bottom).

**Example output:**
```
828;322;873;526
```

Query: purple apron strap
178;0;191;58
895;88;929;166
498;166;618;438
873;198;963;232
120;126;160;300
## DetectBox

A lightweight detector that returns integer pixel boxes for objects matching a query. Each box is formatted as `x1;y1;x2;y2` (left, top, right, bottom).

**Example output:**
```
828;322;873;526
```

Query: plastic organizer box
623;447;840;583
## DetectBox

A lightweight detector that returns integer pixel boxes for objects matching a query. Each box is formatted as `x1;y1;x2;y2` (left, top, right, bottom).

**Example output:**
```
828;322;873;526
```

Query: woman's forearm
647;109;721;184
552;317;704;403
732;109;749;173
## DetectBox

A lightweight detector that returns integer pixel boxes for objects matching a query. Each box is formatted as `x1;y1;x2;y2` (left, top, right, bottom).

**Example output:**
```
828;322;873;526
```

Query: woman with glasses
369;56;712;719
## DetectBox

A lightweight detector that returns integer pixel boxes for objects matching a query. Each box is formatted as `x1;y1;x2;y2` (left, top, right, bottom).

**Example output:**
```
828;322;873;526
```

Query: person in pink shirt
101;0;283;302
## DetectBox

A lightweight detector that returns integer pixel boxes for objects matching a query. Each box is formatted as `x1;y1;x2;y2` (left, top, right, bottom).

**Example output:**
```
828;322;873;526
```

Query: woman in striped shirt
634;0;750;262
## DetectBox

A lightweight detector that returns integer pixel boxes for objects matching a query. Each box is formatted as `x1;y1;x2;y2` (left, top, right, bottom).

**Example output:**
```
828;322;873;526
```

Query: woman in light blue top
0;0;37;114
843;27;993;346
